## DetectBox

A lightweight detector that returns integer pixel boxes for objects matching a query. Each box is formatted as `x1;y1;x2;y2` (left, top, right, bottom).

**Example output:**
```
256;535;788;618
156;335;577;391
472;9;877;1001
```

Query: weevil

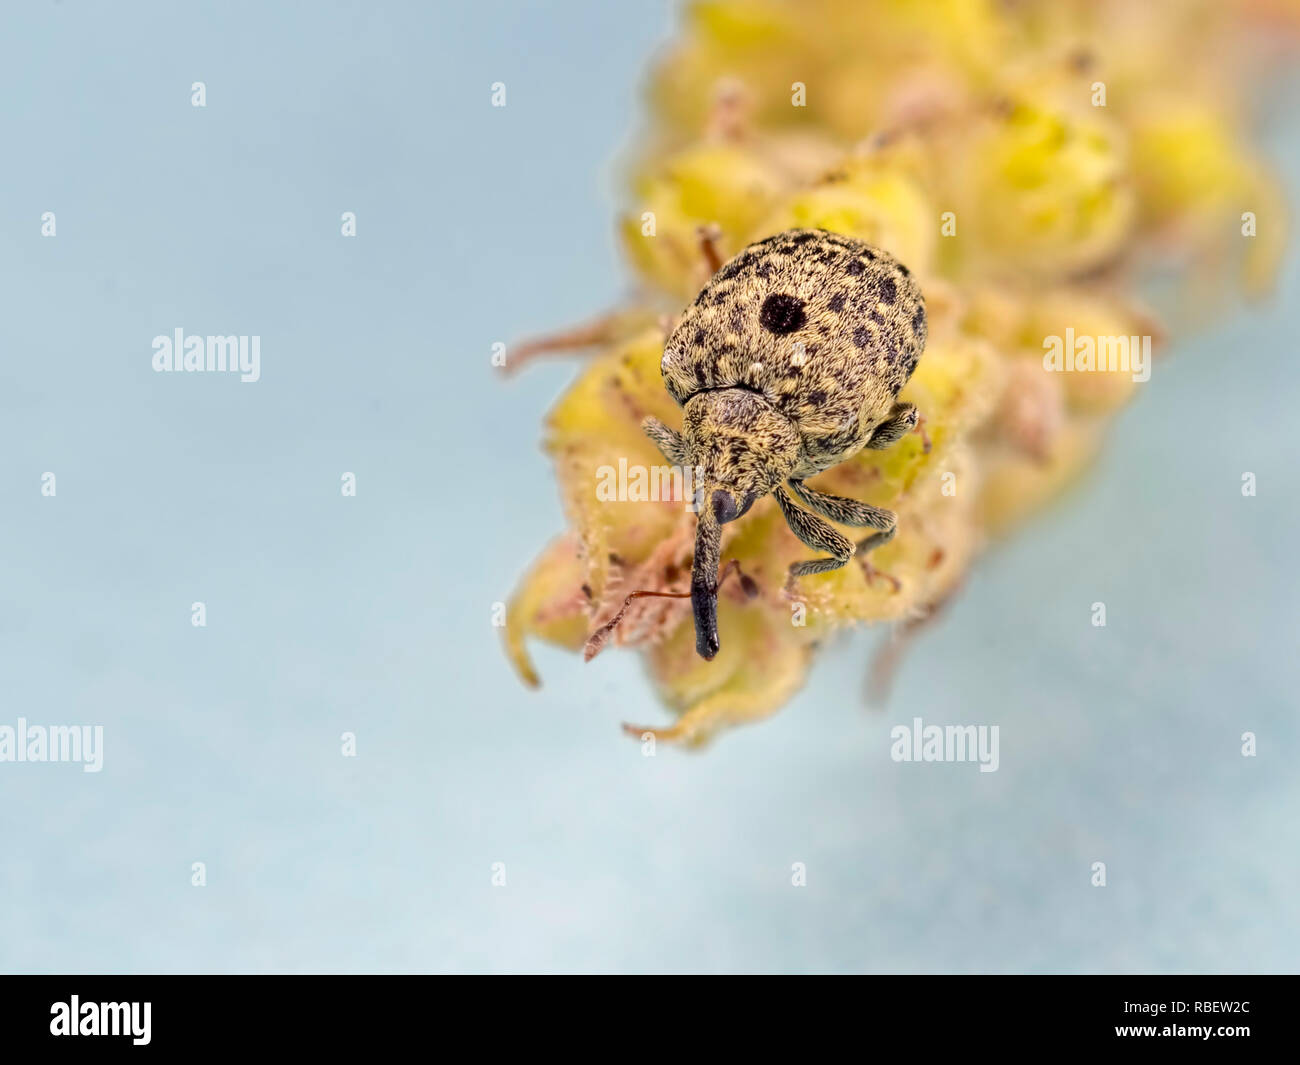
632;227;929;660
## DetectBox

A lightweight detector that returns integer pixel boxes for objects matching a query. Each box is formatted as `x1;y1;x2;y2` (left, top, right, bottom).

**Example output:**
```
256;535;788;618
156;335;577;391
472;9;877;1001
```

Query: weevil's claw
913;414;932;454
859;558;902;593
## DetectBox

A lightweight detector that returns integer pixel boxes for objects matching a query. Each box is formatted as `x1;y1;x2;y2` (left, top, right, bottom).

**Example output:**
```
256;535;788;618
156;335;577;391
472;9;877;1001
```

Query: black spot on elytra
879;276;897;305
759;293;807;335
828;293;846;313
694;329;705;345
852;326;870;348
846;260;865;277
790;232;817;245
897;262;910;277
870;309;885;325
807;389;827;406
911;306;926;338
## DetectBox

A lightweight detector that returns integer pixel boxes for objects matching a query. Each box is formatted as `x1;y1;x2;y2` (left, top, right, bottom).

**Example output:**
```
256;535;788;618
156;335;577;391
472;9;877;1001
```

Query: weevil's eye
759;293;806;335
711;489;739;524
708;490;759;524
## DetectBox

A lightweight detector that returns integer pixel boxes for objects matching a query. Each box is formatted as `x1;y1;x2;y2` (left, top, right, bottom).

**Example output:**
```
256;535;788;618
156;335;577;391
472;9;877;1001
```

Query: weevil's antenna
583;558;757;662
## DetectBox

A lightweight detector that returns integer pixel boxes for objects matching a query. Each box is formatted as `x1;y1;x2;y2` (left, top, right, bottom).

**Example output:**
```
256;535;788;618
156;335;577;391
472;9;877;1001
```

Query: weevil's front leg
773;485;854;582
642;416;691;466
787;479;901;592
866;402;920;450
788;479;894;531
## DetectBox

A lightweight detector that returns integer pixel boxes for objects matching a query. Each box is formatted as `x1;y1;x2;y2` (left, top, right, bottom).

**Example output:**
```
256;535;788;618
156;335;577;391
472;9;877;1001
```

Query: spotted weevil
593;228;927;662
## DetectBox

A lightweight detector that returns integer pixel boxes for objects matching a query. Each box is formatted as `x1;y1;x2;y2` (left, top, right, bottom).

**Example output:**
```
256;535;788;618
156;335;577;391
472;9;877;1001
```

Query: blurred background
0;1;1295;973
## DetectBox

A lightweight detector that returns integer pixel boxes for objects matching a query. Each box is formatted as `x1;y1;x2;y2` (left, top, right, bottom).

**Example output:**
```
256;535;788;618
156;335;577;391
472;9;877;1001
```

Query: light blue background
0;1;1295;973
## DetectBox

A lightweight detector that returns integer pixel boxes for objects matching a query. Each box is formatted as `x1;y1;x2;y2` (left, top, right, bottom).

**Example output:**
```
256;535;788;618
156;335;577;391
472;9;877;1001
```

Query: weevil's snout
690;574;721;660
696;622;720;660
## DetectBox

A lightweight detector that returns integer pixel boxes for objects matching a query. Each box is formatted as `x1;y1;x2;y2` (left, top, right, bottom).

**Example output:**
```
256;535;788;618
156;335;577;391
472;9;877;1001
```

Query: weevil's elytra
642;228;928;660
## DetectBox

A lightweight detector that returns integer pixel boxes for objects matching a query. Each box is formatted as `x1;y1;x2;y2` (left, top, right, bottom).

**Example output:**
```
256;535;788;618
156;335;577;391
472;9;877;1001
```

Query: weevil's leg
697;223;724;274
774;485;855;583
854;524;901;592
865;402;920;450
787;480;901;591
641;416;691;466
788;479;894;531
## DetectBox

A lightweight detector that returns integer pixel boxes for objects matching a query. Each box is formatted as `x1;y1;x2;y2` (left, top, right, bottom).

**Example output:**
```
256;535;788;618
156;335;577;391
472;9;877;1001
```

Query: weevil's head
682;387;801;660
683;387;801;525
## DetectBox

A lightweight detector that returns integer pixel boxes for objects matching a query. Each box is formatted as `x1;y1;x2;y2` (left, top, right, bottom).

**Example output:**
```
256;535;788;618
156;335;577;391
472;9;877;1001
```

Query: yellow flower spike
976;420;1104;537
647;1;828;136
1026;291;1153;415
544;327;683;463
637;594;813;746
687;0;806;50
958;99;1136;277
503;534;591;689
1129;99;1254;226
1129;97;1290;298
503;0;1293;743
752;162;937;279
621;142;790;296
541;328;697;603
